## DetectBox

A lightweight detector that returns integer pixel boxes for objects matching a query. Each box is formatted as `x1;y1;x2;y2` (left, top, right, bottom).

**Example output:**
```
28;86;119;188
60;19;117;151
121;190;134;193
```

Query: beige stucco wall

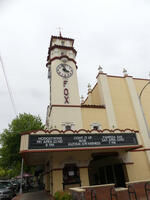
50;60;80;106
52;170;63;194
49;107;83;130
20;134;29;151
52;151;91;169
80;168;89;186
97;74;117;129
51;38;73;47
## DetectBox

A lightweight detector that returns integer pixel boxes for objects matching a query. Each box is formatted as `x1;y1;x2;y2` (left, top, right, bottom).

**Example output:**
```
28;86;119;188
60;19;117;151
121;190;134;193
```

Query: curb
12;194;22;200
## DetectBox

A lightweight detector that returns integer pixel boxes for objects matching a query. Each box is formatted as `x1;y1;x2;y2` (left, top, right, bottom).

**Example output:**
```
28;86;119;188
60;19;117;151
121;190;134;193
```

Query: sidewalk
13;190;54;200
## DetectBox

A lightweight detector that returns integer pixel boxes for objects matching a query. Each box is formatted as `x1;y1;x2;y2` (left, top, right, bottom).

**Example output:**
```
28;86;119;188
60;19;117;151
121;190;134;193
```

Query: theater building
20;35;150;195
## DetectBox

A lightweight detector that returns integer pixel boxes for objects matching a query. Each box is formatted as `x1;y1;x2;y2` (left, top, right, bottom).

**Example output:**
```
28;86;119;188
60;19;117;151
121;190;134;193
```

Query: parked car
0;181;16;198
10;179;20;192
0;183;14;200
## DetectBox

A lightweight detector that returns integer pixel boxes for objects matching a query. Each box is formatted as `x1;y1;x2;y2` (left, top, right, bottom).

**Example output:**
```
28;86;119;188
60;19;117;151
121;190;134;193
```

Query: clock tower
46;35;83;131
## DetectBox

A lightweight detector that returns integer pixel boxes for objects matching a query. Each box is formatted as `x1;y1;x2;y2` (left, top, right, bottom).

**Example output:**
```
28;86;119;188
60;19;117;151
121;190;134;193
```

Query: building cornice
50;104;105;109
50;35;74;46
48;45;77;55
81;104;105;109
96;72;150;81
46;55;78;69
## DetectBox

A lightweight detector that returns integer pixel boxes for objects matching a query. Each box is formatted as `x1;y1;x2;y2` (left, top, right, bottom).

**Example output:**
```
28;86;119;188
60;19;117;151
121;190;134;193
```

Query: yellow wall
84;84;102;105
134;78;150;130
80;168;89;186
91;84;100;105
81;74;150;184
52;170;63;194
107;76;139;130
126;151;150;181
81;108;109;130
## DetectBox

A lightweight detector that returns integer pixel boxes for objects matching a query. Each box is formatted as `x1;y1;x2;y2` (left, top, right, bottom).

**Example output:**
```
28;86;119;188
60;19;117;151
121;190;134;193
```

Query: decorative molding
20;128;139;135
81;104;105;109
96;72;107;79
130;148;150;152
20;145;143;154
96;73;150;81
51;104;81;108
133;77;150;81
48;45;77;55
50;104;105;109
46;55;78;69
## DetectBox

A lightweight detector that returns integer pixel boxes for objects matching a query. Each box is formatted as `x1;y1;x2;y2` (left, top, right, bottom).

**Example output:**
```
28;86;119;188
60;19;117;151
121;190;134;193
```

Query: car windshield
0;182;11;187
0;183;5;189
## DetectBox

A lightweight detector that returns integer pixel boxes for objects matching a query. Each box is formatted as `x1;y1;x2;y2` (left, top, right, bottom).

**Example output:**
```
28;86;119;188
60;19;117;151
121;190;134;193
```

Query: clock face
56;63;73;78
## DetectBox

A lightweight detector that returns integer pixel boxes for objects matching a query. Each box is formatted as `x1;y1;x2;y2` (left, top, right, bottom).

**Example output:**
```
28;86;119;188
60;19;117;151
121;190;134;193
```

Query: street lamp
139;73;150;138
19;158;24;194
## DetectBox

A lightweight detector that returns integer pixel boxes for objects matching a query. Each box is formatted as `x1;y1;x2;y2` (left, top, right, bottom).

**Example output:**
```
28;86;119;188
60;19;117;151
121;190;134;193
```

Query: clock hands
56;64;73;78
62;66;69;73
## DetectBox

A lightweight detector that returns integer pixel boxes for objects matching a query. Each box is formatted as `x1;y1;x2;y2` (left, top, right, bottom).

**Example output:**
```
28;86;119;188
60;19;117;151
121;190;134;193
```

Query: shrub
54;191;72;200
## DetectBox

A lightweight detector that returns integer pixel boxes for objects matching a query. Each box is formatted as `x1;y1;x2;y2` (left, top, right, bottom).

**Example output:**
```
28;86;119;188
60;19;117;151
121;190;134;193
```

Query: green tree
0;113;44;177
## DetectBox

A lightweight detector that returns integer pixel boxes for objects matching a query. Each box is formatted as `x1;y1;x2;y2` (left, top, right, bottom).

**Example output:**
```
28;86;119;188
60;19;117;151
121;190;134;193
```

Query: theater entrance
88;153;128;187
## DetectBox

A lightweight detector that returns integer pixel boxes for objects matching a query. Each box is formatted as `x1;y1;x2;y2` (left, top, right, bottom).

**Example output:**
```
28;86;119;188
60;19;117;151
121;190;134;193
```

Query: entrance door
63;164;81;190
89;155;127;187
114;164;126;187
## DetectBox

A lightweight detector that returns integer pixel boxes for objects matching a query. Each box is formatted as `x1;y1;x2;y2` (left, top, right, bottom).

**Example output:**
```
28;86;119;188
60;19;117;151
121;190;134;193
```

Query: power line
0;53;17;116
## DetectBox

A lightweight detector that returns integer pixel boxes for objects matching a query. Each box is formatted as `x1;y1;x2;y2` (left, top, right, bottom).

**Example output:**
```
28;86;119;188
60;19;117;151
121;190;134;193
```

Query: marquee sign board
28;133;138;150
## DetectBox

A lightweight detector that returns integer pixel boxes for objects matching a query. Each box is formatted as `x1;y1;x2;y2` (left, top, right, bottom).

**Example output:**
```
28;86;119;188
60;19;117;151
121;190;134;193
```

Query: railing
110;187;118;200
91;189;97;200
128;184;137;200
145;181;150;200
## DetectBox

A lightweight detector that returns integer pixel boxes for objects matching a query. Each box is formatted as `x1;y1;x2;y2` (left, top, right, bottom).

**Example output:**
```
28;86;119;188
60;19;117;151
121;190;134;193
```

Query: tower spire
57;27;62;37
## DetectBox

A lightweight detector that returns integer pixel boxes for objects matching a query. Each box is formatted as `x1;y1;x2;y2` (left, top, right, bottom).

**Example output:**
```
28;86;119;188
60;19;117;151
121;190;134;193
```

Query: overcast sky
0;0;150;132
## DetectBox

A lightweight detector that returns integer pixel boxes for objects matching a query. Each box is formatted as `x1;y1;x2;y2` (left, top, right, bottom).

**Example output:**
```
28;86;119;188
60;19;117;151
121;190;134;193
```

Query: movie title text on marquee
29;133;138;149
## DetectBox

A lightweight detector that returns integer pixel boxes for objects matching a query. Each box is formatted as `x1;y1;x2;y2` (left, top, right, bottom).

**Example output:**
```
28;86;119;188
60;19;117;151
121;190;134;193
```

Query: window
93;126;99;130
91;123;101;130
62;122;75;131
61;41;65;45
63;164;80;184
65;125;71;131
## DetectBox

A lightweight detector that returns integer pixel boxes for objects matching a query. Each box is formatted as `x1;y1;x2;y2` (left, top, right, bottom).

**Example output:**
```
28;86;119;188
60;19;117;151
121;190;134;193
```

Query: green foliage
0;167;7;178
54;191;72;200
0;113;44;178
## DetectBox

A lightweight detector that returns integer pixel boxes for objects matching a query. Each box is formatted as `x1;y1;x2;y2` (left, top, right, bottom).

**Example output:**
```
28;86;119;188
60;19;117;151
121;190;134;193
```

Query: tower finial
57;27;63;37
88;83;91;92
81;95;84;104
98;65;103;73
123;68;128;76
